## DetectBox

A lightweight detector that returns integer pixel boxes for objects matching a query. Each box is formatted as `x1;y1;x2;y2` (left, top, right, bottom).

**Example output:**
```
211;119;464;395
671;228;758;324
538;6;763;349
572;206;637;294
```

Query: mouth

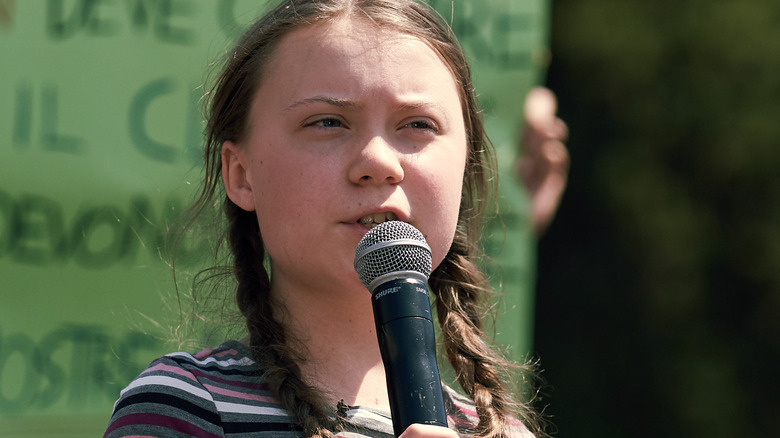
358;211;398;229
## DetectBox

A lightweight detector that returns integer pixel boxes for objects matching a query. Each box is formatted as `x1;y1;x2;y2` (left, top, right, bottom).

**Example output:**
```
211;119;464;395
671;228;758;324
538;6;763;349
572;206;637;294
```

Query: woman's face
222;18;468;296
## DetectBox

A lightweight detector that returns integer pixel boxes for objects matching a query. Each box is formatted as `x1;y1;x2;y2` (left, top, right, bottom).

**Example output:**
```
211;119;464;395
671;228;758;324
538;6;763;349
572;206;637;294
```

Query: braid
225;200;340;436
431;231;539;438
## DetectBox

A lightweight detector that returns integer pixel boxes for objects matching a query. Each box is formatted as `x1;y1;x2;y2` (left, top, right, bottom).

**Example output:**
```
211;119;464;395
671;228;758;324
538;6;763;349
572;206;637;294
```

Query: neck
269;274;390;409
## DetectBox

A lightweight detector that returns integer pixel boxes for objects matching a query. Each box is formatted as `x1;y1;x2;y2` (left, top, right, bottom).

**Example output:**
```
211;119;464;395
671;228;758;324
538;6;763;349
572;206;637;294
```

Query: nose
348;135;404;185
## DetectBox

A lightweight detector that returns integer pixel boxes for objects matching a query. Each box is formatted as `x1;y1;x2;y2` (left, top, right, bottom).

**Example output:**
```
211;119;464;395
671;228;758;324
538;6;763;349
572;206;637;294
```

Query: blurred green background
534;0;780;436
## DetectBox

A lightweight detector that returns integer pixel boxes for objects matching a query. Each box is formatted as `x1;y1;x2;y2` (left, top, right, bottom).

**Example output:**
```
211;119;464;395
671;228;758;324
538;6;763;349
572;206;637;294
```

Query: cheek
249;152;336;247
423;155;468;269
249;149;318;209
248;155;300;228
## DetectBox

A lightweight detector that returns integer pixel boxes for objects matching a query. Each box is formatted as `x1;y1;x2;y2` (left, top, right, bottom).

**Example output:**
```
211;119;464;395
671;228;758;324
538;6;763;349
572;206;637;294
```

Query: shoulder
104;340;301;437
442;385;536;438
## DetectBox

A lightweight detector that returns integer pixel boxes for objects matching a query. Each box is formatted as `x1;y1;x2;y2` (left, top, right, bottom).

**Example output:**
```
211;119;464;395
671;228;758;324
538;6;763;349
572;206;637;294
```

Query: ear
221;141;257;211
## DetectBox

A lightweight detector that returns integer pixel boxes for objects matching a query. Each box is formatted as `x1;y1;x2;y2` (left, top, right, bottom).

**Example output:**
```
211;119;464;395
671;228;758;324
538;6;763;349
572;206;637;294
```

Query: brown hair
189;0;542;436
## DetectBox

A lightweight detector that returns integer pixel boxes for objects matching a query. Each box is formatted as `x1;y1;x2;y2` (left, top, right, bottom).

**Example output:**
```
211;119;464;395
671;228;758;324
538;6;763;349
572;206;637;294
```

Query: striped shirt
104;340;534;437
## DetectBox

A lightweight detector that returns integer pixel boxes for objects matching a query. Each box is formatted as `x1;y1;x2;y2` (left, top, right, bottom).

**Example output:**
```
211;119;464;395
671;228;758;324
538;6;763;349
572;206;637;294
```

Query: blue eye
311;118;343;128
405;120;438;132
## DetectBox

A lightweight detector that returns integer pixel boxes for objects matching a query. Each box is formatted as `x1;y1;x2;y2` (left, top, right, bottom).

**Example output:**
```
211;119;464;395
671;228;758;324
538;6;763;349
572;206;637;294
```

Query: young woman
104;1;548;436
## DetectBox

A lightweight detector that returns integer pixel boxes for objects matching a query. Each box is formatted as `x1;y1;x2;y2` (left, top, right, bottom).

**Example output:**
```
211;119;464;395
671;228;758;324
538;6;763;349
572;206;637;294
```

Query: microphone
354;221;448;436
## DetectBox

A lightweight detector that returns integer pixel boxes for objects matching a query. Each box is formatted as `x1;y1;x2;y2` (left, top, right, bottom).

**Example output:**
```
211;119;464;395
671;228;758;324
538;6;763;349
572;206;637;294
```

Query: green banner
0;0;548;435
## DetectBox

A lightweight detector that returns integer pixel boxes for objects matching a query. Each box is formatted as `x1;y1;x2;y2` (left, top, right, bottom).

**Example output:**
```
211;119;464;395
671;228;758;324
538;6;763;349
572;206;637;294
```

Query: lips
358;211;398;229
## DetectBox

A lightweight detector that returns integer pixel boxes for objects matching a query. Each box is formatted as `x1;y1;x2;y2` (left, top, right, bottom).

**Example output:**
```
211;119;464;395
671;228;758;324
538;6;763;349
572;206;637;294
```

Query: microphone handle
371;277;448;436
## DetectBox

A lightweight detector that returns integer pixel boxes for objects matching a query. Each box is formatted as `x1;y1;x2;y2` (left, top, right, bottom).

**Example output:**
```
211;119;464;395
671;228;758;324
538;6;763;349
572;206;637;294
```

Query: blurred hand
517;86;570;237
397;423;459;437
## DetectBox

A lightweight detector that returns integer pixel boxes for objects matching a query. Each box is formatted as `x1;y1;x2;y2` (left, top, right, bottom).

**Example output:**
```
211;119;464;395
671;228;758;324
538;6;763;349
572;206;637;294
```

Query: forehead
251;17;462;110
264;17;455;82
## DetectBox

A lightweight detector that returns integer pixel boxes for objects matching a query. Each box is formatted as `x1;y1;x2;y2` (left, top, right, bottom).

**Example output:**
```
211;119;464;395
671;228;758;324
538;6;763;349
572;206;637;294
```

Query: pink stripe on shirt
190;367;269;391
142;363;197;381
203;383;277;403
104;413;222;438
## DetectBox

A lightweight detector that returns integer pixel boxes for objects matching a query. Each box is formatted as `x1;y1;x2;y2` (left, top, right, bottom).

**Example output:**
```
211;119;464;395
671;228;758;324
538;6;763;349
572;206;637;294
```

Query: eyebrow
394;100;437;112
284;95;443;112
283;96;356;113
282;95;451;125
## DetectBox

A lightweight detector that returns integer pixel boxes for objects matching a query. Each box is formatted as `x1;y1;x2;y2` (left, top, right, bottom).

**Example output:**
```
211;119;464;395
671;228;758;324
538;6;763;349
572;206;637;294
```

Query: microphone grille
354;221;432;290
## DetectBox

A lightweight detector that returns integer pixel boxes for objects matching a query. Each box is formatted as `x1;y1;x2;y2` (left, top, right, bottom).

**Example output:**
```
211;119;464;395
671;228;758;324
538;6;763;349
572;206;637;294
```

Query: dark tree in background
534;0;780;436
